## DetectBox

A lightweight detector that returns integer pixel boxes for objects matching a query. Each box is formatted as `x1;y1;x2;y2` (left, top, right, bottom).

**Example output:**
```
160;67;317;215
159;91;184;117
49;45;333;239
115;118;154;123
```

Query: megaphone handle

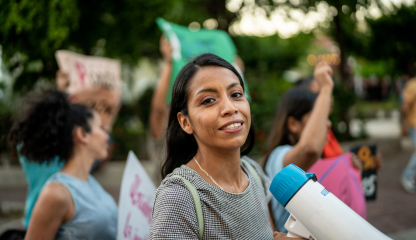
287;231;304;238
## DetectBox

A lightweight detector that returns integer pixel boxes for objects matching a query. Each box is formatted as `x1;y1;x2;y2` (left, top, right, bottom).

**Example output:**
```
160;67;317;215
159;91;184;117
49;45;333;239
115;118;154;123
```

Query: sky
226;0;415;38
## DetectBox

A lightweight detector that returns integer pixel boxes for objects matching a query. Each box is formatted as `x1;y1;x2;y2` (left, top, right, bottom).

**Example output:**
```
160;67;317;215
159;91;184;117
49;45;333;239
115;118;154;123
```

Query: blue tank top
46;173;117;240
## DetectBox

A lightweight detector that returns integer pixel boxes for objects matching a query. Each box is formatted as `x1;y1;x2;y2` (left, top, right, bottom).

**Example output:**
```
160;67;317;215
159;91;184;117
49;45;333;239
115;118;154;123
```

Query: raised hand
160;34;173;63
313;61;334;91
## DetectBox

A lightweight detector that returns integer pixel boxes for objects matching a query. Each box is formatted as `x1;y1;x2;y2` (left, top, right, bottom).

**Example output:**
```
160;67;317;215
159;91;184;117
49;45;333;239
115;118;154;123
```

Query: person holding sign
9;89;117;240
149;54;300;240
294;76;382;169
263;62;335;233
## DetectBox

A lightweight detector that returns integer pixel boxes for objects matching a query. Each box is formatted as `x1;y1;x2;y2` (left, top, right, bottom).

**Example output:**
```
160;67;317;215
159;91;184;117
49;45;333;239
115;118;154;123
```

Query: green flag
156;18;250;103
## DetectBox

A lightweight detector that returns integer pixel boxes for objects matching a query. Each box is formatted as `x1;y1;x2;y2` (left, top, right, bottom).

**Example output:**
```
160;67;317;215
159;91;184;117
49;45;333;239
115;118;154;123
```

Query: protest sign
156;18;250;103
117;151;156;240
350;144;378;201
55;50;121;130
309;153;366;218
55;50;121;94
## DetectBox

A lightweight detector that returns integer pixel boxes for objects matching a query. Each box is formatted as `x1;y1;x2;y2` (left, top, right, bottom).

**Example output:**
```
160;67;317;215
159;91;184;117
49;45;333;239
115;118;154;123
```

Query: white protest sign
55;50;121;94
117;151;156;240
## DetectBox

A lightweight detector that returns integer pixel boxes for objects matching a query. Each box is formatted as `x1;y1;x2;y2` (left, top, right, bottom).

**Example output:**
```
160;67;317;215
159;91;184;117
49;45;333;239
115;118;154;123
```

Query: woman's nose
221;98;237;116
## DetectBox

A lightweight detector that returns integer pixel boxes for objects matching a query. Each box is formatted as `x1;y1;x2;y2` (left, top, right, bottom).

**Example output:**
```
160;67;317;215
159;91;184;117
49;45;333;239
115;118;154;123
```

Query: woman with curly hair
9;89;117;240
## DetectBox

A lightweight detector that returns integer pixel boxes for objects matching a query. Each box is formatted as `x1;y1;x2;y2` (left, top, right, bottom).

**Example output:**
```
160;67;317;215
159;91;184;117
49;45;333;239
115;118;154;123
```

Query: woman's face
86;112;109;160
178;66;251;152
289;112;331;142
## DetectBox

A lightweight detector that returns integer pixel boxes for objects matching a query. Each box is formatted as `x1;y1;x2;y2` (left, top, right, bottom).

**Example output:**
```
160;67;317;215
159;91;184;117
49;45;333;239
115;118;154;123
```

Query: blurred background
1;0;416;238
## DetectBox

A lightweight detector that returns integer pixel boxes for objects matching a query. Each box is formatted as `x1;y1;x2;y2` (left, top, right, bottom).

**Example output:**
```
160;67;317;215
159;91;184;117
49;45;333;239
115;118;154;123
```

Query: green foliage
234;33;313;73
0;0;238;94
364;5;416;76
0;0;80;86
356;58;395;78
234;33;313;154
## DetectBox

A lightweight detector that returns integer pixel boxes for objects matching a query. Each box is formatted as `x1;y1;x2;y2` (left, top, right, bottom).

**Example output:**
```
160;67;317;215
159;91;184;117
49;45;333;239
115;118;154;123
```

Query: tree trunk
333;12;354;140
333;14;349;82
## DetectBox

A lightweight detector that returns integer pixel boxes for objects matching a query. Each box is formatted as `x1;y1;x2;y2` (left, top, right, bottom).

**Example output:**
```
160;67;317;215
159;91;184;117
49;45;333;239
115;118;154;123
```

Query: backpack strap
241;158;264;189
172;175;204;240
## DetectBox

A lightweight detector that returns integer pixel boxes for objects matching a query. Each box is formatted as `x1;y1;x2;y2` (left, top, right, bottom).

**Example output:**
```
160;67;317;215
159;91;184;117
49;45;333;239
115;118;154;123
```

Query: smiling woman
149;54;302;240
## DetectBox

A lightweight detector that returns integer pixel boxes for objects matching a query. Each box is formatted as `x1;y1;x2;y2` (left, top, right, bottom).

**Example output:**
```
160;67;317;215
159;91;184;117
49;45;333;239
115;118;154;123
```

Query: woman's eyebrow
195;88;218;97
194;82;241;97
227;82;241;90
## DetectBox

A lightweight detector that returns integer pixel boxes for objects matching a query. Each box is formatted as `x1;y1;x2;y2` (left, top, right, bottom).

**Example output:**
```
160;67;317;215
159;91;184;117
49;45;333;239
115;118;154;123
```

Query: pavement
1;117;416;239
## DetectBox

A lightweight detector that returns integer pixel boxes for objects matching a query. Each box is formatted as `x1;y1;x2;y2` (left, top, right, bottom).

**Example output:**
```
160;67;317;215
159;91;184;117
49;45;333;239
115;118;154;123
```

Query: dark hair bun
9;89;74;163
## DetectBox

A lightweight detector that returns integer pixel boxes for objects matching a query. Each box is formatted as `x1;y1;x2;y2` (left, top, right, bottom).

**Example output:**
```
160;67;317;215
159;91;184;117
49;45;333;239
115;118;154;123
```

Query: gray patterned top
149;157;274;240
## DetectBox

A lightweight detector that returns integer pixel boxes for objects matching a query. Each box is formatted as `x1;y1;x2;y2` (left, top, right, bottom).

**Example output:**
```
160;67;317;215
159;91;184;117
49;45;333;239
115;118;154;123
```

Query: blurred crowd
1;28;414;240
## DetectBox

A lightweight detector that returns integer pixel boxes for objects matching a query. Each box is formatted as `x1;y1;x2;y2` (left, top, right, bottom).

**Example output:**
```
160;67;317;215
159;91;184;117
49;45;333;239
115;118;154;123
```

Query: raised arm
149;35;173;140
25;183;73;240
283;62;334;170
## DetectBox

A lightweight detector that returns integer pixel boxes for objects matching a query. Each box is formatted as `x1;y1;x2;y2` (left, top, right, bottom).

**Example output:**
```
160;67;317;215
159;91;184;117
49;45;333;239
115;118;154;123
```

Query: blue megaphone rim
269;164;317;207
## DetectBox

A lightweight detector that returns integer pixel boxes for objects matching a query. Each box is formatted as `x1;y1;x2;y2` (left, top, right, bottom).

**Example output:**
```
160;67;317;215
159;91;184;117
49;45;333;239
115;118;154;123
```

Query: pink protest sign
118;151;156;240
308;152;366;219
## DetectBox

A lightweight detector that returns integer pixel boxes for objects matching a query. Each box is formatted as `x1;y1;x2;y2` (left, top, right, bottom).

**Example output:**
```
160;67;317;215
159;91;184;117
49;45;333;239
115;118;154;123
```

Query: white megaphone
269;164;392;240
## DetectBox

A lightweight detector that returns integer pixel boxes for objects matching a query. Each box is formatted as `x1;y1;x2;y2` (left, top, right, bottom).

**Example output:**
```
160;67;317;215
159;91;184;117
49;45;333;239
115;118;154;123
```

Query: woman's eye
232;92;243;98
202;98;215;105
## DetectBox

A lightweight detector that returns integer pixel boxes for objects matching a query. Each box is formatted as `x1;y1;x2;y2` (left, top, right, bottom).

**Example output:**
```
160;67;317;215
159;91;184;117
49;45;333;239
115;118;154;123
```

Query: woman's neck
188;146;248;193
61;148;95;181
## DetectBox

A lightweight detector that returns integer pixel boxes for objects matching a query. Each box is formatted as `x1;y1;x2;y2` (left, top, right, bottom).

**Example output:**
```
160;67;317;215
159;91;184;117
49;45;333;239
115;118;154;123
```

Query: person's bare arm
283;62;333;170
373;153;383;171
149;35;173;140
25;183;73;240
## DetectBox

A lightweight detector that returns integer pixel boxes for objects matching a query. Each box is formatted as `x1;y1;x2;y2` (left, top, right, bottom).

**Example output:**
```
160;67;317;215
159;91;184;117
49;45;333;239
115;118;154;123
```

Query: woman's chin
97;152;108;161
218;139;246;151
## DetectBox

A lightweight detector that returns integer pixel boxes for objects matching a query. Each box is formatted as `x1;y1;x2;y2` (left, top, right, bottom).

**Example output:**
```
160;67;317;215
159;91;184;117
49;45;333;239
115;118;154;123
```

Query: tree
364;5;416;76
231;0;387;82
0;0;239;94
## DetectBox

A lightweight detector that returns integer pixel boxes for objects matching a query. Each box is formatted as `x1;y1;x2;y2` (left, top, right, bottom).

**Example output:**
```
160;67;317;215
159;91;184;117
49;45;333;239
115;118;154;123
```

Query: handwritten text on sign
117;151;156;240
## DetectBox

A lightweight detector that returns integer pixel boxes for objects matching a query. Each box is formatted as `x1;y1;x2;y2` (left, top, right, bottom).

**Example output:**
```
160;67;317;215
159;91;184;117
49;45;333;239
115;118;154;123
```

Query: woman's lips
220;123;244;133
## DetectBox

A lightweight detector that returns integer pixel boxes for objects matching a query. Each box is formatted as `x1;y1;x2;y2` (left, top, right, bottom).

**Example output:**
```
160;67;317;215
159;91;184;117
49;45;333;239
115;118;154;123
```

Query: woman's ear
177;112;194;135
287;116;300;135
74;126;89;144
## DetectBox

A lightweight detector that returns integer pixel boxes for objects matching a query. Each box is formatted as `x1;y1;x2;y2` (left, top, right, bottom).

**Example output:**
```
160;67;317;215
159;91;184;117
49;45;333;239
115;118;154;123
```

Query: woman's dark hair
161;53;255;178
263;88;317;167
293;76;314;89
9;89;94;163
